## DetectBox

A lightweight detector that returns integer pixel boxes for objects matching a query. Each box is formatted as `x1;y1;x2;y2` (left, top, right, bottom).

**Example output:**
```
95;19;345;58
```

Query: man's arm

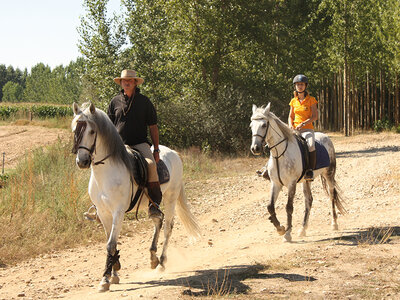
149;124;160;162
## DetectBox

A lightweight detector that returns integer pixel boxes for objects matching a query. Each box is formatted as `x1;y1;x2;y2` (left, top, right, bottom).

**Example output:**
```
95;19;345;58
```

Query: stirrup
256;166;270;181
84;205;98;221
148;203;164;220
304;169;314;181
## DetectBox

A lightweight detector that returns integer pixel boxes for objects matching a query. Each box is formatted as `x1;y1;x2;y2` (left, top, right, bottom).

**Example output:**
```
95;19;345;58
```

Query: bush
0;106;19;119
0;103;73;120
31;104;73;118
373;119;392;132
0;173;9;187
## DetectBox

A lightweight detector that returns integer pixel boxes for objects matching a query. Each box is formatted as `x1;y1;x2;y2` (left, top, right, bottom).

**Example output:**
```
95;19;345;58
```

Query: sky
0;0;122;71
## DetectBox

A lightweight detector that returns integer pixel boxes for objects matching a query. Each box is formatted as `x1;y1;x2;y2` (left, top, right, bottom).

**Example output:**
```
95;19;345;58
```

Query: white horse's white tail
176;185;201;240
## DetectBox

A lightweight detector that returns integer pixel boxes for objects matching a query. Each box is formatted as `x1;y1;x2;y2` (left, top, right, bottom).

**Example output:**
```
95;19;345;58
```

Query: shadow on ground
116;264;316;296
336;145;400;158
318;226;400;246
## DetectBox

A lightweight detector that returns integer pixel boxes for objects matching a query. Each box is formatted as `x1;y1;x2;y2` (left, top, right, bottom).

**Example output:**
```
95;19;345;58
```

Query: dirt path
1;129;400;299
0;125;70;171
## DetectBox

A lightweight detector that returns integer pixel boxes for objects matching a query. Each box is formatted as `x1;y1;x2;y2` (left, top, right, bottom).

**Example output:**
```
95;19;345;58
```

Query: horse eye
89;130;95;135
262;123;267;128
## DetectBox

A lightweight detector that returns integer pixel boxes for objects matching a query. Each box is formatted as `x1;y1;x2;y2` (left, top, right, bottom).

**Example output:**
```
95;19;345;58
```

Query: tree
78;0;127;107
2;81;23;102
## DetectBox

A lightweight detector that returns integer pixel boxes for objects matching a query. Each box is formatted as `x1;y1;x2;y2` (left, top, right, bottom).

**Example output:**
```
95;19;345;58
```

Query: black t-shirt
107;88;157;146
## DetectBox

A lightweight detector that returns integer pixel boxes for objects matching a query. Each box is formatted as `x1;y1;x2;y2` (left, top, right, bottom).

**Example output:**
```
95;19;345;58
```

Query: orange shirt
289;95;318;130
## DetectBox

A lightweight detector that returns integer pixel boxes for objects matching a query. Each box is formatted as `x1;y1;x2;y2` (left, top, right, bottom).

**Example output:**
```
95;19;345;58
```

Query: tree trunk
396;73;399;126
344;64;349;136
333;73;338;131
366;71;370;129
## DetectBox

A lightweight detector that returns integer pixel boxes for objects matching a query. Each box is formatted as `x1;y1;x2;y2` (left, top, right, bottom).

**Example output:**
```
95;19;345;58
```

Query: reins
72;120;111;166
252;118;289;186
252;121;288;159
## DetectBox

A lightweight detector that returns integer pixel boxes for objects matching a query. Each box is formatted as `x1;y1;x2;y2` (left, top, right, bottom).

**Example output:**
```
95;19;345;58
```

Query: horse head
72;102;98;169
250;103;271;155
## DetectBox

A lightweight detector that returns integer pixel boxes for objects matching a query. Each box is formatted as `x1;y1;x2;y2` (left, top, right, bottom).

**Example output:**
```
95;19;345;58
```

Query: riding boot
304;150;316;181
256;165;270;181
147;182;163;221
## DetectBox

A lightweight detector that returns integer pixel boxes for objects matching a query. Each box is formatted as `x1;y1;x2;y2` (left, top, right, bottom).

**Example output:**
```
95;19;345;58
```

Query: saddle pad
157;160;170;184
296;138;330;171
315;141;330;170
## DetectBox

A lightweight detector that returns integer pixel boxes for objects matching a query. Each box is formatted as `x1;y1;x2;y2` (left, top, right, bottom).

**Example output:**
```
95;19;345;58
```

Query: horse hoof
298;228;307;237
277;226;286;236
283;233;292;243
151;257;160;269
332;224;339;231
283;228;292;242
98;280;110;292
156;264;165;272
110;275;120;284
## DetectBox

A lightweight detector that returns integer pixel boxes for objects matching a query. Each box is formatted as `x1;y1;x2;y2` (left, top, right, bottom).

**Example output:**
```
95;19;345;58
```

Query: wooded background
1;0;400;152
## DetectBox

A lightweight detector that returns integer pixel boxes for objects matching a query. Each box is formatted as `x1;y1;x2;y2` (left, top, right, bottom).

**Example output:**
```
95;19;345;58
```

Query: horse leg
283;183;296;242
160;205;175;270
267;183;286;235
299;181;313;237
98;210;124;292
150;215;163;269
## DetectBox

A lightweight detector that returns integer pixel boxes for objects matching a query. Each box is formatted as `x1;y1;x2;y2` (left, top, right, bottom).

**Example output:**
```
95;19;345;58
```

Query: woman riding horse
288;74;318;180
257;74;318;181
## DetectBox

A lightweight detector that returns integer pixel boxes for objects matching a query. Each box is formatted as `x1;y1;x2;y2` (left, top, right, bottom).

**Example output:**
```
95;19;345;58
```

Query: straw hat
113;69;144;86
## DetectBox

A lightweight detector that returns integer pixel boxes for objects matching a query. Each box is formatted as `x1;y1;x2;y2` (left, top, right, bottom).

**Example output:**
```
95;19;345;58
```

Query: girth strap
275;156;284;186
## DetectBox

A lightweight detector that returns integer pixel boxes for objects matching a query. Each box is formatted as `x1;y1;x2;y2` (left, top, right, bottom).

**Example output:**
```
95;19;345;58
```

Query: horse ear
73;102;81;115
89;102;96;114
252;104;257;114
263;102;271;115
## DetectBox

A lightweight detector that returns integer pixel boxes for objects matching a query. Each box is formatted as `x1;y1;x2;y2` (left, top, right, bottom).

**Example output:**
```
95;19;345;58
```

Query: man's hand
153;149;160;163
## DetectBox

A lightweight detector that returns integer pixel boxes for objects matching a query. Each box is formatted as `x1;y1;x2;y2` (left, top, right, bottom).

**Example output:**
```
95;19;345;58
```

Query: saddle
126;147;170;213
294;134;330;182
128;147;170;186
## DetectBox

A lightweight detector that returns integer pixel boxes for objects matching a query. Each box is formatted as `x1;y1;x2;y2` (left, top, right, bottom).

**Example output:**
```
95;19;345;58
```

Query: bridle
252;119;288;159
72;120;110;166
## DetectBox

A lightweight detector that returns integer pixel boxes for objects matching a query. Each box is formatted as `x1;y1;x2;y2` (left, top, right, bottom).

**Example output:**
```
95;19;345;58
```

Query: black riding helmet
293;74;308;85
293;74;308;84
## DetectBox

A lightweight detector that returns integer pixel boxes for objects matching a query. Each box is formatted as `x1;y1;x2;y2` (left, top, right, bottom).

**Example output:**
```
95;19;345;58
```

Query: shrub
373;119;392;132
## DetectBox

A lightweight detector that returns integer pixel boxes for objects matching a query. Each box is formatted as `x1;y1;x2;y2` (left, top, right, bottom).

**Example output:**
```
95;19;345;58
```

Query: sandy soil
0;125;70;171
0;127;400;299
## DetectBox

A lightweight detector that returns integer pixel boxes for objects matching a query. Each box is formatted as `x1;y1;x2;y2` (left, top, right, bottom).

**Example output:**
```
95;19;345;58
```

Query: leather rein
252;120;288;185
72;120;111;166
252;121;288;159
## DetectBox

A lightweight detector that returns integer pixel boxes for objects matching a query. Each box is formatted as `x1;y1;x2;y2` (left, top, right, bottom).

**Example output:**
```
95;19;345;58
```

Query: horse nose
76;157;91;169
251;144;261;155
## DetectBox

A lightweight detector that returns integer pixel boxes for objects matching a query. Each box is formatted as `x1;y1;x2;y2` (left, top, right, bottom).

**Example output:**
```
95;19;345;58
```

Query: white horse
71;102;200;292
250;103;346;242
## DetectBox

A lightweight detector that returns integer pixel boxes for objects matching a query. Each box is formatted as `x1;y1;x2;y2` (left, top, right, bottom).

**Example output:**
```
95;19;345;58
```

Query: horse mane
253;106;296;141
80;102;136;177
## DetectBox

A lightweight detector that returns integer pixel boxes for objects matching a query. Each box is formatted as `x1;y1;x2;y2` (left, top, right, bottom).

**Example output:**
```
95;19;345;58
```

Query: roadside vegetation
0;116;266;265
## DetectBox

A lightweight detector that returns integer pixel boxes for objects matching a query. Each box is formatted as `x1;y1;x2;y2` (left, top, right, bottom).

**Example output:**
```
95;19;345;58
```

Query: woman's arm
288;106;295;129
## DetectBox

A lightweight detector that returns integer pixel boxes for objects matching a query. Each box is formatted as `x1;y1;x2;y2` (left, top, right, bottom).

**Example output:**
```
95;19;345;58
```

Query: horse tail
176;185;201;240
321;175;347;215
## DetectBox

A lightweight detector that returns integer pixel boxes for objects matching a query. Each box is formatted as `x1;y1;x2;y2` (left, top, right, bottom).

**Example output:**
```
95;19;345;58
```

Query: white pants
298;129;316;152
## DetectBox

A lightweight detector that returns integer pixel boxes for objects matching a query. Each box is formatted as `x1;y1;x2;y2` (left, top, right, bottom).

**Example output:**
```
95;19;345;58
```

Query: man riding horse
85;69;163;221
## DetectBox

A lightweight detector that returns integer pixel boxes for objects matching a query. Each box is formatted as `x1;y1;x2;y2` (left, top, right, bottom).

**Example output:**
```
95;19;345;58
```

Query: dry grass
0;143;262;266
180;147;266;181
0;140;103;265
356;227;395;245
